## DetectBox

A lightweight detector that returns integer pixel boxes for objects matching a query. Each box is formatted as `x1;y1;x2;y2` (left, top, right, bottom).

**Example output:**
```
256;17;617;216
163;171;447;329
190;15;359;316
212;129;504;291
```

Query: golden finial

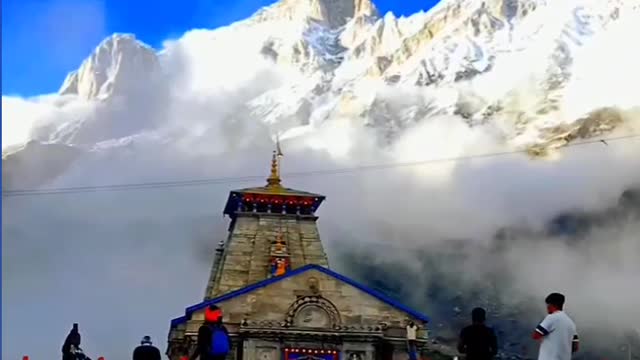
266;136;284;188
266;150;281;187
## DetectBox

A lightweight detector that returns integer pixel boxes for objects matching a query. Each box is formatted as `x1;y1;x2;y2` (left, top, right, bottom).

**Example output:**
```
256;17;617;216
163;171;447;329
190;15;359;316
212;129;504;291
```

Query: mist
3;13;640;360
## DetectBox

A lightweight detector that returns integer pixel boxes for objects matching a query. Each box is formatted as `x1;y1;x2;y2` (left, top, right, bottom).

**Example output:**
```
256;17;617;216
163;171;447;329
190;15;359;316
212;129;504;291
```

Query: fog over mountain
3;0;640;359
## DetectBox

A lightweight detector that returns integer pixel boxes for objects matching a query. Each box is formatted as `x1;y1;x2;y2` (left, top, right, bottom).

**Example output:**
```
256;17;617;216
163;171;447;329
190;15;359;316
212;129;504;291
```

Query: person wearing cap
189;304;232;360
457;307;498;360
133;336;161;360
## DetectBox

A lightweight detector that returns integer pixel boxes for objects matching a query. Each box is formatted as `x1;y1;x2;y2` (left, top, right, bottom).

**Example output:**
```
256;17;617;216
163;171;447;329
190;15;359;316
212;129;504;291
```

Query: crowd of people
60;293;577;360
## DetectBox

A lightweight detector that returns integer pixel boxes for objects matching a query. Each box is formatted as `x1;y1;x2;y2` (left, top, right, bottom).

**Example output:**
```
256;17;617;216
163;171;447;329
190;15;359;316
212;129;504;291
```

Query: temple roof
223;145;325;217
229;184;324;198
170;264;430;328
223;186;325;216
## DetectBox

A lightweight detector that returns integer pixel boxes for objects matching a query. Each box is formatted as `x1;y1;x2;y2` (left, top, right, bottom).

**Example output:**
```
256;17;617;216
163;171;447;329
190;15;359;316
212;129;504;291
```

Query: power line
3;133;639;198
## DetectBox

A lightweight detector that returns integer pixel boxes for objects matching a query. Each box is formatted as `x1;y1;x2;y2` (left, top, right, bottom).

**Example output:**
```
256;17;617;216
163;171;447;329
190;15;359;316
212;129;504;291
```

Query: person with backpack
189;305;232;360
133;336;162;360
62;323;82;360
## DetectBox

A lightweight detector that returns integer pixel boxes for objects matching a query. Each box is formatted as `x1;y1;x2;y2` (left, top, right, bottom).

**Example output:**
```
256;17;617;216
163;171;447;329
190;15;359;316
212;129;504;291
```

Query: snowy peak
254;0;378;27
33;0;640;154
59;34;160;99
353;0;378;19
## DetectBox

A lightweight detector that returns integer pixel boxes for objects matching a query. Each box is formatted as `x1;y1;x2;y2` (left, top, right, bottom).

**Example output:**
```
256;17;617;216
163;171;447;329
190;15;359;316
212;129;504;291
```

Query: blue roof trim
312;265;431;323
171;316;187;327
170;264;430;328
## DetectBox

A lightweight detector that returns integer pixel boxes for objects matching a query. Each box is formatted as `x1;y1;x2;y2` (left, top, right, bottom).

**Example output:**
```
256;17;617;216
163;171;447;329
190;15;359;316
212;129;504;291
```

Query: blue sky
2;0;440;96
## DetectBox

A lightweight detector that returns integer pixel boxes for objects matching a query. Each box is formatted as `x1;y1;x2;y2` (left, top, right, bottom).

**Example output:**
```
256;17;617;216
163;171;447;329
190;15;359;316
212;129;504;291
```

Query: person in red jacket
190;305;232;360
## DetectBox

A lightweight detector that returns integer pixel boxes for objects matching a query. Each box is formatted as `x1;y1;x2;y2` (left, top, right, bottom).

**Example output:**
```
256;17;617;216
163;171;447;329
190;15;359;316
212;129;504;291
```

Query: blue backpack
209;326;230;357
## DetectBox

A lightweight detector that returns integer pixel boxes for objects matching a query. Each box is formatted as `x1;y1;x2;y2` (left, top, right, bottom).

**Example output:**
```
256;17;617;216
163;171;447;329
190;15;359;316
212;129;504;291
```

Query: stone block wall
205;214;329;299
242;339;282;360
200;269;425;330
168;266;441;360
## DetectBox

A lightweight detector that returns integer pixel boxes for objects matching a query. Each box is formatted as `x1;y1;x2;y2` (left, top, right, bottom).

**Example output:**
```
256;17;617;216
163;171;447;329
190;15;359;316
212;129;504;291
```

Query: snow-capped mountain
59;34;161;100
4;0;640;187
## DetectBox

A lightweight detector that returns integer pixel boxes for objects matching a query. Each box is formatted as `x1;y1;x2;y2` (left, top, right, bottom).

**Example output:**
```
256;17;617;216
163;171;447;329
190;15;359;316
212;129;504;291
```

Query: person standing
406;321;419;360
457;308;499;360
532;293;579;360
62;323;81;360
190;305;232;360
133;336;162;360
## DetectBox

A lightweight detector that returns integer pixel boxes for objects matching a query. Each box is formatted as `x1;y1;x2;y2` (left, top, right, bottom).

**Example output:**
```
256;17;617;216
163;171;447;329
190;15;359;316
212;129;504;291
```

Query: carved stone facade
168;267;445;360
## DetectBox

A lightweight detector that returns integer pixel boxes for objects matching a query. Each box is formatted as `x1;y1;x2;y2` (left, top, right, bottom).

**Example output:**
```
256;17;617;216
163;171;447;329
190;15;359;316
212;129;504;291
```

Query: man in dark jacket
458;308;499;360
133;336;162;360
62;323;81;360
190;305;232;360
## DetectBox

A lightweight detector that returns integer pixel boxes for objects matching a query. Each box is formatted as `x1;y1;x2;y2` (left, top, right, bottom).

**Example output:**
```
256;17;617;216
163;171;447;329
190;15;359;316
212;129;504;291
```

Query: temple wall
207;214;328;299
242;339;281;360
194;269;427;331
341;342;375;360
169;268;440;360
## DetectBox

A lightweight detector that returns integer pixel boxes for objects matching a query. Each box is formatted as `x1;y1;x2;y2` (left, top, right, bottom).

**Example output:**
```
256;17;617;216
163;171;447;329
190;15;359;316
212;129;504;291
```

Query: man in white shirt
532;293;579;360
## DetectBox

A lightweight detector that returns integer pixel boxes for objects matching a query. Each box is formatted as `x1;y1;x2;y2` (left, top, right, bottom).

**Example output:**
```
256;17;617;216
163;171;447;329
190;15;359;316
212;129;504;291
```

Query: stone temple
166;146;443;360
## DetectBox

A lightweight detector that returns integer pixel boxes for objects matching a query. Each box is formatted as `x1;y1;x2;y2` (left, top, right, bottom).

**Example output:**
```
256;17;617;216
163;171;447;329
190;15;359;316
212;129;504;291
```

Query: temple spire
266;136;283;188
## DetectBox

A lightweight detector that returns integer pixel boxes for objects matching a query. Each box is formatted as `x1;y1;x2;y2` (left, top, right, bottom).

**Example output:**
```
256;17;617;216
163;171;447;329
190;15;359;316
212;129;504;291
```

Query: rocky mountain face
59;34;161;100
252;0;379;27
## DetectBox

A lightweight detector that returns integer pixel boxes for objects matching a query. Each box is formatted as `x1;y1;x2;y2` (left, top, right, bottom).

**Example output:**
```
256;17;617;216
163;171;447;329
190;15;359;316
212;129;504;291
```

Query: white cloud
2;94;99;149
2;96;45;148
